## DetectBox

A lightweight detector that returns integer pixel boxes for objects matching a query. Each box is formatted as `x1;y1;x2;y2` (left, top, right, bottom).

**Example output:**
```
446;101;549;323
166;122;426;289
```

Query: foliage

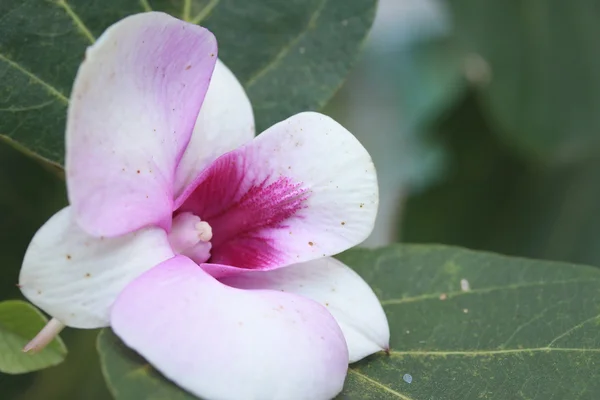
0;0;376;166
0;301;67;374
99;245;600;399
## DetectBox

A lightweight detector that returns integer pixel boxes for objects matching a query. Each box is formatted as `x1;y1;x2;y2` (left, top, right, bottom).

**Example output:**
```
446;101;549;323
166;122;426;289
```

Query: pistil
168;212;213;263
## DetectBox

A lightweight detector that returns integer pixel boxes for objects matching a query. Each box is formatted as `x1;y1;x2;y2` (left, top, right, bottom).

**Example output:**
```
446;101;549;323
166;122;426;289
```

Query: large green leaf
446;0;600;160
97;329;195;400
14;329;111;400
0;0;376;167
0;300;67;374
402;92;600;268
97;245;600;399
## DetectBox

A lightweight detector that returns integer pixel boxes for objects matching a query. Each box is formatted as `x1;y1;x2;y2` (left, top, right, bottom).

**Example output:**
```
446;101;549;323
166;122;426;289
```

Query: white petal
223;257;390;362
19;207;173;328
174;59;255;198
177;112;379;271
66;12;217;237
112;256;348;400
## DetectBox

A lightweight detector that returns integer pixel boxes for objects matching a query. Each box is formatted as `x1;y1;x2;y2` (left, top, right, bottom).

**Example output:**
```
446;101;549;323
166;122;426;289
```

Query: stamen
168;212;203;253
195;221;213;242
23;318;65;353
168;212;213;263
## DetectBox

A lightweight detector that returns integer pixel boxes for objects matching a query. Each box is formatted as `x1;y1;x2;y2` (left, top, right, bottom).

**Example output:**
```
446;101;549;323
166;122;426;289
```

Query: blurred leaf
390;38;465;133
0;130;66;396
447;0;600;160
0;300;66;374
98;245;600;399
16;329;111;400
0;140;66;299
0;0;376;167
403;93;600;268
402;93;528;249
97;329;195;400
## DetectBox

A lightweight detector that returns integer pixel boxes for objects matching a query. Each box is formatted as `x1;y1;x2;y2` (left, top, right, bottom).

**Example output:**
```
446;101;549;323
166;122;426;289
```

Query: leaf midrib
381;278;600;306
388;346;600;357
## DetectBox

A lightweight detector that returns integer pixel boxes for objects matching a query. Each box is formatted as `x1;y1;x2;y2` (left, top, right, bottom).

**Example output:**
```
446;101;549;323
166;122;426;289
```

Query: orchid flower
18;12;389;400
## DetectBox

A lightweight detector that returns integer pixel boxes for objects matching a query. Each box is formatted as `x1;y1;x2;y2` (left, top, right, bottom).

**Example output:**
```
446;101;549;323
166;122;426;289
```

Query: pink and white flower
18;12;389;400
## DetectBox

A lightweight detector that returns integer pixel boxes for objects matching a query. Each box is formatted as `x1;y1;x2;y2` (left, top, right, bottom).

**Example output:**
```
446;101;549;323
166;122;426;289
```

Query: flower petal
174;59;255;198
66;12;218;237
111;256;348;400
19;207;173;328
222;257;390;362
177;112;378;270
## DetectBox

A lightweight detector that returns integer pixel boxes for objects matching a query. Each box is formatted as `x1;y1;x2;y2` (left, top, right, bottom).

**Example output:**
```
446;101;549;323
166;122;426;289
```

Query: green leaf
97;245;600;399
337;245;600;399
97;329;196;400
446;0;600;161
0;300;67;374
0;0;376;167
402;92;600;268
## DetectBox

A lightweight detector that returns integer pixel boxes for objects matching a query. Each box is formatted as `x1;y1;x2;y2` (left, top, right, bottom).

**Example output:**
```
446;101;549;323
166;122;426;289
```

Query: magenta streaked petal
222;257;390;363
19;207;173;328
66;12;217;237
174;59;255;198
177;112;378;270
111;256;348;400
177;150;309;268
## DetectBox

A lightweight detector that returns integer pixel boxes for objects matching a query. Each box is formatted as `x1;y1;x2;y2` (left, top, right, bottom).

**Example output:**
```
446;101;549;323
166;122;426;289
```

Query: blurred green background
3;0;600;397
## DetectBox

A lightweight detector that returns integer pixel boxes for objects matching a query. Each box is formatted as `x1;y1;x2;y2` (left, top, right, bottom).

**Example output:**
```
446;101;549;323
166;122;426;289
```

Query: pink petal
174;59;255;198
66;12;217;237
222;257;390;363
177;112;378;270
19;207;173;328
111;256;348;400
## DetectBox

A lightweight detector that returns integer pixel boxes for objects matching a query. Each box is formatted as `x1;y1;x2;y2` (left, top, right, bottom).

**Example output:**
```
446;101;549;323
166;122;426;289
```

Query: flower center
168;212;213;264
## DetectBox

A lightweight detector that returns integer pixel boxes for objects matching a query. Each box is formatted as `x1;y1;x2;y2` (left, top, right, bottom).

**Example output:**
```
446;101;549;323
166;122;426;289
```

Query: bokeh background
3;0;600;397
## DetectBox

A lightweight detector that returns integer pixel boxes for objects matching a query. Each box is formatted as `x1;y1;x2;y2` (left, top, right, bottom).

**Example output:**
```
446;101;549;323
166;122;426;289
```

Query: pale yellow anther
195;221;213;242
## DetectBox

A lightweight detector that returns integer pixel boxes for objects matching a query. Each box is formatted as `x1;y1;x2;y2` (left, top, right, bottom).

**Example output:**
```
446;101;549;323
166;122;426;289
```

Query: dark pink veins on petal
177;150;309;269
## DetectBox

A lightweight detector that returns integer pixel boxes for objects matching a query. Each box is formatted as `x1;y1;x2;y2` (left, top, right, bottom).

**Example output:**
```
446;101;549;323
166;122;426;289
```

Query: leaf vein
347;369;413;400
190;0;222;25
500;299;570;348
182;0;191;21
0;53;69;104
54;0;96;44
381;278;600;306
244;0;328;89
0;99;56;112
139;0;152;12
389;347;600;357
546;313;600;348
